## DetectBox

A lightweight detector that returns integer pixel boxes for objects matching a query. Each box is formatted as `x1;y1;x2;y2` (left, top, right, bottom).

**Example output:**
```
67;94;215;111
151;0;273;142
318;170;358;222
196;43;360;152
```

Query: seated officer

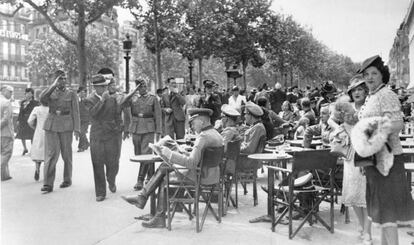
121;108;224;228
302;104;333;148
220;104;241;174
238;101;267;170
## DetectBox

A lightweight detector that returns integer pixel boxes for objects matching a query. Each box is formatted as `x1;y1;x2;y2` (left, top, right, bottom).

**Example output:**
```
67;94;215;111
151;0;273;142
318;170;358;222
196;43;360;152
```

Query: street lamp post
226;64;242;89
188;59;194;85
123;33;132;93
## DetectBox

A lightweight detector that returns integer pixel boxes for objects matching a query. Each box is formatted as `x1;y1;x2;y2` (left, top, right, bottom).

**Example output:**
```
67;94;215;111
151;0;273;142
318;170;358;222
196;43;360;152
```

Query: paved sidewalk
1;140;413;245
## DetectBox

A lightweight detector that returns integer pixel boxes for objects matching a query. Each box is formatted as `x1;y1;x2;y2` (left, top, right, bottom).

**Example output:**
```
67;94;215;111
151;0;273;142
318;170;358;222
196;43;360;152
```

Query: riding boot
135;164;150;190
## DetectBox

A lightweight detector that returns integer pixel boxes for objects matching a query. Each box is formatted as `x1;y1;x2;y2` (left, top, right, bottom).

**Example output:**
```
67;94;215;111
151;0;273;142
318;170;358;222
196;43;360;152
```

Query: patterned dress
342;104;366;207
358;85;414;227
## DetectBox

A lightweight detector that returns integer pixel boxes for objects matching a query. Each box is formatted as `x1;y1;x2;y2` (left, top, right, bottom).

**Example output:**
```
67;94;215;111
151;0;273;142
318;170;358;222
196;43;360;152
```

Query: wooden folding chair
268;149;338;239
222;139;242;214
236;135;267;206
165;146;224;232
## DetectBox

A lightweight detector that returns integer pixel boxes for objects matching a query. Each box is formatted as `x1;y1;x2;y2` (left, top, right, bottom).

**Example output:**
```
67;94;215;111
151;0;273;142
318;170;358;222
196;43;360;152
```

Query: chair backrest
290;149;338;173
225;139;242;161
255;135;267;153
200;146;225;168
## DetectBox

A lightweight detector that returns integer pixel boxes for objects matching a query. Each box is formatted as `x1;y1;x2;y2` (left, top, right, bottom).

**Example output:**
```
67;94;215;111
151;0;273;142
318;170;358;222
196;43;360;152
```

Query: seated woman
294;117;310;140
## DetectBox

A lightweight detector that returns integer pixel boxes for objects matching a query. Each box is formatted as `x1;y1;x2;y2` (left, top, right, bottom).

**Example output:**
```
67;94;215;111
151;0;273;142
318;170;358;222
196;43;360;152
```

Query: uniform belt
50;110;70;116
132;113;154;118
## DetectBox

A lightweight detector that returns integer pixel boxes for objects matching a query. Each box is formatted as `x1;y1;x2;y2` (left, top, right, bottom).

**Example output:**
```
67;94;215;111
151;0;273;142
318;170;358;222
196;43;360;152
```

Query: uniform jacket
302;122;332;148
123;93;162;134
40;87;80;133
0;94;14;138
199;93;222;123
85;92;128;141
240;121;266;154
169;126;224;185
161;91;186;123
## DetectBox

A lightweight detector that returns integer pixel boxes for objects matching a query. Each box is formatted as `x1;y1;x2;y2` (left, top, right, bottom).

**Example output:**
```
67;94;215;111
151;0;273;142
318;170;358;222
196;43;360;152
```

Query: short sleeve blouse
358;85;403;154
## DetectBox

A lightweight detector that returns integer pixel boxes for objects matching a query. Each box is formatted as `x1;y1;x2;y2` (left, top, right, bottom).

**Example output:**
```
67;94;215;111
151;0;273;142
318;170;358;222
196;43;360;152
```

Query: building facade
0;5;31;99
389;22;410;89
402;0;414;90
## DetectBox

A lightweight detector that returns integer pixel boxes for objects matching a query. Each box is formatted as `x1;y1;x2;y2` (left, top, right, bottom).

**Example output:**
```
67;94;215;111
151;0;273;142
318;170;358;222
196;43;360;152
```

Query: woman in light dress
341;75;372;244
27;100;49;181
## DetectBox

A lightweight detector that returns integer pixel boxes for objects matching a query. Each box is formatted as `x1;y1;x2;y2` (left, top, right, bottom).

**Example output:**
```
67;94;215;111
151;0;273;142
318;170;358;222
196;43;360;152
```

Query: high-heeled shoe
22;149;28;156
34;170;39;181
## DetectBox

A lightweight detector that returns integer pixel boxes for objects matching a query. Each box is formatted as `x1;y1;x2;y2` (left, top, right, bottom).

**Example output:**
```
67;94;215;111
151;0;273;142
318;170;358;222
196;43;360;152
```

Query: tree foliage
27;27;119;86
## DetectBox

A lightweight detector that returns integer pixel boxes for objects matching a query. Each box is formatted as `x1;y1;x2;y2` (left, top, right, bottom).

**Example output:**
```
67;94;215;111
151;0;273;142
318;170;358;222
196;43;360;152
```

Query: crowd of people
1;55;414;244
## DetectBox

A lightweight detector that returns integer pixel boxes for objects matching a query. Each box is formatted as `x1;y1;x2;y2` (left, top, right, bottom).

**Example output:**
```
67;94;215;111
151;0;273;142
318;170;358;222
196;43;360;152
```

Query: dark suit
160;91;186;139
40;87;80;188
78;99;90;150
199;93;221;124
269;89;286;114
85;92;125;197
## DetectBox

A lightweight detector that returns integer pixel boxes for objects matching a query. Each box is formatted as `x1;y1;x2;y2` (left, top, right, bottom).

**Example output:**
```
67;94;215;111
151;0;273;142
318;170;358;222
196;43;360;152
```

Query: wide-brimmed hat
245;101;263;117
347;75;366;97
91;74;109;86
188;108;213;122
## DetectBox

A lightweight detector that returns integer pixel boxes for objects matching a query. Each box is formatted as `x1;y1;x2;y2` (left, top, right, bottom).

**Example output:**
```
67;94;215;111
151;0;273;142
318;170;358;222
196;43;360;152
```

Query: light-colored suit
1;94;14;179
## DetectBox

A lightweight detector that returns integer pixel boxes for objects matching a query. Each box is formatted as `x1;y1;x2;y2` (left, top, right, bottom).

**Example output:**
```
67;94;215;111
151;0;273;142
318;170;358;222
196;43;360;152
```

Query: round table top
288;139;323;147
248;153;293;161
130;154;163;163
295;135;322;140
264;146;308;153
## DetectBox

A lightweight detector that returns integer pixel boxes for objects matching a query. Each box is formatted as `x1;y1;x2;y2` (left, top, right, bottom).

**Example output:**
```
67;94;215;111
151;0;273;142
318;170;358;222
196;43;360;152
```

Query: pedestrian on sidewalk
39;70;80;193
1;85;14;181
16;88;39;156
27;100;49;181
85;71;129;202
77;86;90;152
121;79;162;191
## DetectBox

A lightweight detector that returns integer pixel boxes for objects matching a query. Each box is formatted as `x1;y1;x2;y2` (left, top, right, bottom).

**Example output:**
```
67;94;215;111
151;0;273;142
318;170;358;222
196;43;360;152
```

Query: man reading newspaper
122;108;223;228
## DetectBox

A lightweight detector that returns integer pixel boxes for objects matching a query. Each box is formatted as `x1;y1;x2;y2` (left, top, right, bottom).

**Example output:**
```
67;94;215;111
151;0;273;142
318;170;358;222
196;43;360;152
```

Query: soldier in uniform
220;104;241;175
39;70;80;193
239;102;266;169
121;79;162;191
122;108;224;228
199;80;222;124
160;77;186;139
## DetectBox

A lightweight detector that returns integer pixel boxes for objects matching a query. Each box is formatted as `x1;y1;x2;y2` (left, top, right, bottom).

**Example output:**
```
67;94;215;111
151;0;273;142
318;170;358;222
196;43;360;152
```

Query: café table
247;153;293;229
288;139;323;148
130;154;163;220
295;135;322;140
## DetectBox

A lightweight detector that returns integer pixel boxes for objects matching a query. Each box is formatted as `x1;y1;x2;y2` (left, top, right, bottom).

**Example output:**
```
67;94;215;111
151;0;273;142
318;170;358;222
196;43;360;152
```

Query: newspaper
148;135;181;165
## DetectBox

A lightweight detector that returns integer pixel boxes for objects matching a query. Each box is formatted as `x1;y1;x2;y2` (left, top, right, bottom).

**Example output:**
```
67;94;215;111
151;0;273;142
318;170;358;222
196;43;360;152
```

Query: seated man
122;108;224;228
220;104;241;174
238;102;267;170
302;104;333;148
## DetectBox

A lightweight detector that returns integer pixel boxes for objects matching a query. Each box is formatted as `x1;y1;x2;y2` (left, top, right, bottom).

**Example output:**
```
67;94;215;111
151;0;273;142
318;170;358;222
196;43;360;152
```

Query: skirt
365;156;414;227
15;122;34;140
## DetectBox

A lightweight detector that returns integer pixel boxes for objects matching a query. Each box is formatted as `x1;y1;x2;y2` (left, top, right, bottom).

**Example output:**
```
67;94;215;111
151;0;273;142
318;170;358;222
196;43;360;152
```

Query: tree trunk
242;62;247;90
154;0;162;89
198;58;202;88
77;10;87;88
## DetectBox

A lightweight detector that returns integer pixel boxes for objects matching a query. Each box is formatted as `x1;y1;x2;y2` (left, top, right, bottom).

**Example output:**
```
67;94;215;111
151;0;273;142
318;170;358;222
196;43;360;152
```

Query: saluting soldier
121;79;162;191
39;70;80;193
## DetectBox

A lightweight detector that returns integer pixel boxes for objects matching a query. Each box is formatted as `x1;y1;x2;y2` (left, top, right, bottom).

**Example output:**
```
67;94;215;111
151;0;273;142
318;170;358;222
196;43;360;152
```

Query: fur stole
351;116;394;176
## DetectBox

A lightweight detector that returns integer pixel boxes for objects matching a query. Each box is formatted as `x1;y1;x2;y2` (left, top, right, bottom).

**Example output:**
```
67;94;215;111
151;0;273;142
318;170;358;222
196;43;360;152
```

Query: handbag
354;152;376;167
